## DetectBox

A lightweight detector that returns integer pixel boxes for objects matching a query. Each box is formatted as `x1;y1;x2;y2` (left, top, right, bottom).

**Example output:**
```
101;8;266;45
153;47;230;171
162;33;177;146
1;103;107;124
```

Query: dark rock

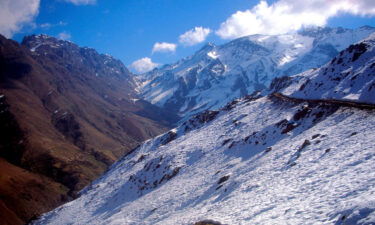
160;131;177;146
347;42;368;62
222;139;232;146
194;219;224;225
218;175;230;184
269;76;292;93
312;134;320;139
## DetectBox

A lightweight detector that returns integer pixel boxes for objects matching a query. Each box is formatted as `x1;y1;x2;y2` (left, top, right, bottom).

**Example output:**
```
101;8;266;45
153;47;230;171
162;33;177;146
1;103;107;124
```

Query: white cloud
216;0;375;39
179;27;211;46
40;23;52;29
0;0;40;38
40;21;67;29
152;42;177;53
130;57;159;73
57;31;71;40
63;0;96;5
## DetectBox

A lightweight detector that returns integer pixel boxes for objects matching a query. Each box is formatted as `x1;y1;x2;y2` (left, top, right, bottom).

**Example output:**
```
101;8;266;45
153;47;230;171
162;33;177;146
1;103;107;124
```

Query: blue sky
2;0;375;73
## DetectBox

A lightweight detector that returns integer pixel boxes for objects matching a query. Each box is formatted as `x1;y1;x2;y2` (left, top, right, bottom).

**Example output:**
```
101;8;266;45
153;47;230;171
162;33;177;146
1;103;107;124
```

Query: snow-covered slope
138;26;375;120
276;33;375;104
34;35;375;225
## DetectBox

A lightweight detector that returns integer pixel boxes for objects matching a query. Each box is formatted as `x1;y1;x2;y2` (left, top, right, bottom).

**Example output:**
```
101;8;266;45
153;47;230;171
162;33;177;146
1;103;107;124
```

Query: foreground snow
34;93;375;224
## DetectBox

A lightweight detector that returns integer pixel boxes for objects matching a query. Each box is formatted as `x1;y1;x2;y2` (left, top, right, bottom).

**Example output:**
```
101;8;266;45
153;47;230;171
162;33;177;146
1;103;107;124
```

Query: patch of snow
130;98;139;104
207;51;219;59
30;43;42;52
278;54;294;66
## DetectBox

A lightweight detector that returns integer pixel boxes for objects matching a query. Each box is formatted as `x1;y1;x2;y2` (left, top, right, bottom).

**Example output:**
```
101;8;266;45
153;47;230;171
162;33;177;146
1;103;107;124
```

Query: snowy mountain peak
22;34;74;52
297;26;343;37
138;27;375;121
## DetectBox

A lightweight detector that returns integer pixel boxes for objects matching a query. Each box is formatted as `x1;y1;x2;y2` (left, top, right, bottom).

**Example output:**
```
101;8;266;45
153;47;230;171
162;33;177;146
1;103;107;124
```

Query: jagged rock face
138;26;375;120
0;34;178;224
21;35;136;91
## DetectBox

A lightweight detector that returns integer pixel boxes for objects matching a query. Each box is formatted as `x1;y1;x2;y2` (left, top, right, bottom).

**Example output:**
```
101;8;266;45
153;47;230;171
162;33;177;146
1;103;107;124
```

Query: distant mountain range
137;26;375;120
0;34;177;225
34;30;375;225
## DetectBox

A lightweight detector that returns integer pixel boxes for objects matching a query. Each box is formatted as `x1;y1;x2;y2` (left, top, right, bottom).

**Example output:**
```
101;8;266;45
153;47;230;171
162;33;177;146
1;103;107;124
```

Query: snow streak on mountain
138;26;375;120
33;32;375;225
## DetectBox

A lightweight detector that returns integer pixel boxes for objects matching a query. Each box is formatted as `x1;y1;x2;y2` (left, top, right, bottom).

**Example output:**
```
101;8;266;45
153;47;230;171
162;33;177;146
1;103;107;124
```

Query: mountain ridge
137;26;375;121
33;29;375;225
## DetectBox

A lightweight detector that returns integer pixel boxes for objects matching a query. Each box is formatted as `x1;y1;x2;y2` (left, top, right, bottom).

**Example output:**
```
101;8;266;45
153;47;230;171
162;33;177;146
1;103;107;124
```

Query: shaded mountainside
0;34;178;224
34;34;375;224
138;26;375;120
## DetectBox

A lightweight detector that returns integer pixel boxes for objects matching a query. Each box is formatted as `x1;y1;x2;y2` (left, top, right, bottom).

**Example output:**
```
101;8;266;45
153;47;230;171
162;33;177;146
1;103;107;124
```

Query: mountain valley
31;31;375;225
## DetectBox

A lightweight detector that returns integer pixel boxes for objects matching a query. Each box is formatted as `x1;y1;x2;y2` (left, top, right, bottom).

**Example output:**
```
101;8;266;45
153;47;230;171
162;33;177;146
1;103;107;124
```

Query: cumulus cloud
216;0;375;39
63;0;96;5
152;42;177;53
179;27;211;46
57;31;71;40
0;0;40;38
130;57;159;73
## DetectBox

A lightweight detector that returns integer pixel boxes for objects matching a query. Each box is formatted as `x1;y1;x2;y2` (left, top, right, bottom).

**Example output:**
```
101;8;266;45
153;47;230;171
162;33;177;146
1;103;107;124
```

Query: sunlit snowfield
35;94;375;224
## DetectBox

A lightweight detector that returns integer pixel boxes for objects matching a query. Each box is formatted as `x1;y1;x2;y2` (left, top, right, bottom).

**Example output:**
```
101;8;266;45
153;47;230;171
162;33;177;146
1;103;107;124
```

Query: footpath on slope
271;93;375;110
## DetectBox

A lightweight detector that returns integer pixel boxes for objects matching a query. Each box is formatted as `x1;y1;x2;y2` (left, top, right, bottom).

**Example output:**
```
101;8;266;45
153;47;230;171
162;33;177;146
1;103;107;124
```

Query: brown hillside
0;34;178;224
